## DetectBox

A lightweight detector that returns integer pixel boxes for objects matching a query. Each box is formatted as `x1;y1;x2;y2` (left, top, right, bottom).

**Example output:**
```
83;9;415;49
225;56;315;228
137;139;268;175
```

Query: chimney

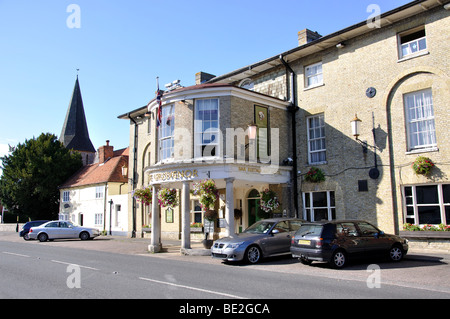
98;140;114;163
195;72;216;85
298;29;322;46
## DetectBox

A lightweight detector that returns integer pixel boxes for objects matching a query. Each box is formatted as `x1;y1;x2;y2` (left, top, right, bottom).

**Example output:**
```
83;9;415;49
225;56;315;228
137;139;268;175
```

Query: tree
0;133;83;221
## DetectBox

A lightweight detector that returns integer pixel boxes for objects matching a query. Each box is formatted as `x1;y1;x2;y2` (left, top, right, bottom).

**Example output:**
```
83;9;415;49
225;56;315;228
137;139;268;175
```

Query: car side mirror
271;229;280;235
374;231;384;238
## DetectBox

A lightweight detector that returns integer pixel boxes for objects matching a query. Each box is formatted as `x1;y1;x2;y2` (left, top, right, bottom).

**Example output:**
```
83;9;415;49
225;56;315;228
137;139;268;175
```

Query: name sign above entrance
149;169;199;183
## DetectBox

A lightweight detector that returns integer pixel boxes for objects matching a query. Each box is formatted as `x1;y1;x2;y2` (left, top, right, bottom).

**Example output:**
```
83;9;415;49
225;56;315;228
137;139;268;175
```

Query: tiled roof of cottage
59;147;129;188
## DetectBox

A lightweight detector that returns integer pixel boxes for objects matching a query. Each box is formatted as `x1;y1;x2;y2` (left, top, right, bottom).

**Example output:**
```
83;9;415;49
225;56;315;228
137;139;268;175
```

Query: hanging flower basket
260;189;280;213
192;179;219;210
133;187;152;206
412;156;434;176
304;167;325;183
204;209;218;221
158;188;179;208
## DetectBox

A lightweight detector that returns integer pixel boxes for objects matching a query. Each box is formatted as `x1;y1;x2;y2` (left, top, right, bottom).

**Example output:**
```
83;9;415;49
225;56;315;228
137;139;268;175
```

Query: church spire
60;76;96;164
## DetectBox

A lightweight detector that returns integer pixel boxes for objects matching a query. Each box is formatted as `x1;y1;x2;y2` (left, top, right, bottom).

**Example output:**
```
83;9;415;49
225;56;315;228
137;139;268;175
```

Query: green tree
0;133;83;221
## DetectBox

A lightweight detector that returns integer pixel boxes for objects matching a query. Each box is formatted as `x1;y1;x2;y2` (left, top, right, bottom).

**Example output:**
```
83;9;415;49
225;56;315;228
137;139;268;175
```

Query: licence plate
298;240;310;245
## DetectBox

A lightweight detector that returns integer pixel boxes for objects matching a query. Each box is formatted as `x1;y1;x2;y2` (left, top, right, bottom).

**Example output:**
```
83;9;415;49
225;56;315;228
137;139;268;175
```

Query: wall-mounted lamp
351;114;362;139
351;113;380;179
121;165;128;178
247;122;258;140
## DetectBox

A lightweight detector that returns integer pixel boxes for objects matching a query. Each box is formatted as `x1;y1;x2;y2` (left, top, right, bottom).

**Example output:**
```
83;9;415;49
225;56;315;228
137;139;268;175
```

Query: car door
356;222;392;257
336;222;367;258
264;221;292;255
44;221;60;239
58;221;78;239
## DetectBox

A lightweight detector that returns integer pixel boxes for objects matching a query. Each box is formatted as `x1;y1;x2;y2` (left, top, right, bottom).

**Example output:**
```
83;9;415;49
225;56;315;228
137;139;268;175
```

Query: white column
149;184;162;253
225;177;235;237
181;181;191;250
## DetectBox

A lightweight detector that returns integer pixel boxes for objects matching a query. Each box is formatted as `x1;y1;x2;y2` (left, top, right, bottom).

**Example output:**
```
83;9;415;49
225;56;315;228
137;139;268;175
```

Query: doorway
247;189;261;227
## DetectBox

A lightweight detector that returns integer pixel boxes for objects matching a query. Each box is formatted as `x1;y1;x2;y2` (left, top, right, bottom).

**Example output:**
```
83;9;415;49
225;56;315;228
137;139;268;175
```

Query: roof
59;148;129;188
206;0;448;85
117;82;289;119
60;77;96;153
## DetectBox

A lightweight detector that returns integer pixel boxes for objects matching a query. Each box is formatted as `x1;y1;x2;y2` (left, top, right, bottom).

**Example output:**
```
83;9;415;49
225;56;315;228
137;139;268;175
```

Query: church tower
60;76;96;165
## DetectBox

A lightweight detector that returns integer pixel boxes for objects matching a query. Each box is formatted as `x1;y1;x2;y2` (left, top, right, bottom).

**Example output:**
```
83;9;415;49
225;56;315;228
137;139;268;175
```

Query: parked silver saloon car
211;218;304;264
28;221;100;242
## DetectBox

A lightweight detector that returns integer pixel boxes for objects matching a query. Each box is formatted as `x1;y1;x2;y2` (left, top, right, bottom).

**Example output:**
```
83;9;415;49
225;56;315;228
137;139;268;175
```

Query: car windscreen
244;221;276;234
295;224;323;237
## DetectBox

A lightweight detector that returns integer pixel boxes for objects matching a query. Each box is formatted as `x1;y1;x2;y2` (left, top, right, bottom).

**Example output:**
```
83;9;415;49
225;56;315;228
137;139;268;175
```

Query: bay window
194;99;220;158
158;105;175;161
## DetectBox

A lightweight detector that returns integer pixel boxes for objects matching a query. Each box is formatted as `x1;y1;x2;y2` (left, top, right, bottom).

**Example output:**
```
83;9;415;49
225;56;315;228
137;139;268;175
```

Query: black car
19;220;48;240
290;220;408;269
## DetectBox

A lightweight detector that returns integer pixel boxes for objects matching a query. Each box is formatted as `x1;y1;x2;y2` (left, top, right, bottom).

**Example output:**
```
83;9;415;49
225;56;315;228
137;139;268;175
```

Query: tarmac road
1;231;450;299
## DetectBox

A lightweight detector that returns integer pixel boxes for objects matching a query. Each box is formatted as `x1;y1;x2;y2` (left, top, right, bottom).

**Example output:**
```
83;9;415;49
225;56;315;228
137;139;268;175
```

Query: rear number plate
298;240;310;245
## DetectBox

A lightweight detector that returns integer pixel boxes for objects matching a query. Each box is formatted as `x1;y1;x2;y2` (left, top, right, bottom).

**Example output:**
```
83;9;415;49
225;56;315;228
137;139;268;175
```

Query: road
1;232;449;307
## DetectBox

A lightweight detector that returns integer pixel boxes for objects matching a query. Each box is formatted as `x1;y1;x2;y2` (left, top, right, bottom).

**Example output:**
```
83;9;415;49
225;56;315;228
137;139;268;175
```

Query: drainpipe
279;55;299;218
128;113;138;238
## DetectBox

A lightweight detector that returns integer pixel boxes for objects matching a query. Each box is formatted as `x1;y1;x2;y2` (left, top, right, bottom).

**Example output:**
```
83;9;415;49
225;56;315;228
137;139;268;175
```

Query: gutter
279;55;299;218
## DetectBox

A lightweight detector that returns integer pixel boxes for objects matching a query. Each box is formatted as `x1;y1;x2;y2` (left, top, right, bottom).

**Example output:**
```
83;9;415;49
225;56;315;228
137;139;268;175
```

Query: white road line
2;251;30;258
51;260;99;271
139;277;246;299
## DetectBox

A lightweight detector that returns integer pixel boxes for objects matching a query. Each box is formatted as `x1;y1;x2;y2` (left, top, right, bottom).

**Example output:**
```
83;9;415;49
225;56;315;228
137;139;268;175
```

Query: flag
156;84;162;128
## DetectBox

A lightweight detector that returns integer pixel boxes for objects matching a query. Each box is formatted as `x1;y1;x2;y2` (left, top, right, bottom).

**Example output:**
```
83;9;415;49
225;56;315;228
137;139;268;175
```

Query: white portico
146;162;292;252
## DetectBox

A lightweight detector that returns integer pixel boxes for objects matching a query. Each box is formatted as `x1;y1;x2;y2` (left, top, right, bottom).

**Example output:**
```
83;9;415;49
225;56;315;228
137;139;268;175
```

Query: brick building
207;0;450;234
119;0;449;249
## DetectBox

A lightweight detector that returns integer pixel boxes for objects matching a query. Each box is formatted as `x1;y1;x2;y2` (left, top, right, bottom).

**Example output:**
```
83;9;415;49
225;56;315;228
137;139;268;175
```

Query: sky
0;0;413;165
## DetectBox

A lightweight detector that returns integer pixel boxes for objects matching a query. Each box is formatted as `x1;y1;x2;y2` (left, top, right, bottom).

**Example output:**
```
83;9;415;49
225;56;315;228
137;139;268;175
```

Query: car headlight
226;242;245;249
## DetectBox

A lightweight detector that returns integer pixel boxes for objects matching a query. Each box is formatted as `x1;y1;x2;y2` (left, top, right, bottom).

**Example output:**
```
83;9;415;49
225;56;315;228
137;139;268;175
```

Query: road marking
51;260;99;271
2;251;30;258
139;276;246;299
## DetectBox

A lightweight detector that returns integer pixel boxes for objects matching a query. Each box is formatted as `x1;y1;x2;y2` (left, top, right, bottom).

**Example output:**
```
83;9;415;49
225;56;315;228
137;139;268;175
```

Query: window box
399;231;450;239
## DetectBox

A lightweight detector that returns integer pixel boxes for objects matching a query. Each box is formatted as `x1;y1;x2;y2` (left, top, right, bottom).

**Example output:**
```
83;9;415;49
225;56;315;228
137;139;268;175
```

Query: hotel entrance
247;189;261;227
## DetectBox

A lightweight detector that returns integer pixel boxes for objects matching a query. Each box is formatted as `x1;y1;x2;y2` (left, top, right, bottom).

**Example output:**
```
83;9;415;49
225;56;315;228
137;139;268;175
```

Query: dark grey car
211;218;304;264
290;220;409;268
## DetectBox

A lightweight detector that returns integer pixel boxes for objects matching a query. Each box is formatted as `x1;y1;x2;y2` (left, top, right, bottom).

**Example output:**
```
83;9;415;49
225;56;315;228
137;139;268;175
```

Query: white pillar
149;184;162;253
181;181;191;250
225;177;235;237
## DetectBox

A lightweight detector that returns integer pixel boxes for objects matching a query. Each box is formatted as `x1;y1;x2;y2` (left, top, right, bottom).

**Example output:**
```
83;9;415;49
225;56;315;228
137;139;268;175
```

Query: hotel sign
149;169;199;183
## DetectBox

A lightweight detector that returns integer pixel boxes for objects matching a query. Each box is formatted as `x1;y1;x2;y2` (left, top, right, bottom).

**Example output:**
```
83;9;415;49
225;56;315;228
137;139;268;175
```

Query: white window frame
398;26;427;60
403;184;450;225
304;62;323;89
194;98;220;159
95;186;104;199
404;89;436;151
158;104;175;162
95;213;103;226
307;114;326;164
62;191;70;202
302;191;336;221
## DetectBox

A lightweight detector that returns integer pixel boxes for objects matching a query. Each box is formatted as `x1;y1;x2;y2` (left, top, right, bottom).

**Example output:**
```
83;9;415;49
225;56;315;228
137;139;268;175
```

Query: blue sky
0;0;412;162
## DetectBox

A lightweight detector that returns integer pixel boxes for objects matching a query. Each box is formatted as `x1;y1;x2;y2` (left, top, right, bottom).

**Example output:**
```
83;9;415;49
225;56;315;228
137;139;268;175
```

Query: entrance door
247;189;261;227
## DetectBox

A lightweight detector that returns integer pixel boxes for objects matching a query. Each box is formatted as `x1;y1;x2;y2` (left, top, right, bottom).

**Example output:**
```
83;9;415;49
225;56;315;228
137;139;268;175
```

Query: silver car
211;218;304;264
28;220;100;242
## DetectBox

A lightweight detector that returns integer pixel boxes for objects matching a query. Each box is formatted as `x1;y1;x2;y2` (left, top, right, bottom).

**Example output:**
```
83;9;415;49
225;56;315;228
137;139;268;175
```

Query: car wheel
330;250;347;269
80;232;90;241
389;244;404;262
245;245;262;264
38;233;48;242
23;233;30;241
